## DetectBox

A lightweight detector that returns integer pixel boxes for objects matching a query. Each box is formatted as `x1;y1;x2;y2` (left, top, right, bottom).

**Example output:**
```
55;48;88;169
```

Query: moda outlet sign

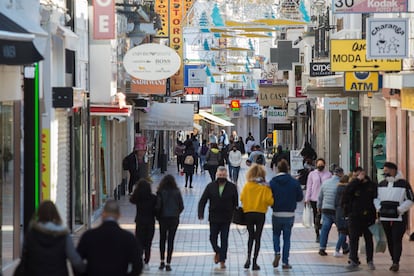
333;0;408;13
123;43;181;81
367;18;409;59
330;40;401;72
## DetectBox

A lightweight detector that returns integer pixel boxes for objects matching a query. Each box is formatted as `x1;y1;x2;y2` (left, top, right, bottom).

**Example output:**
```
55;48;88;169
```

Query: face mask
317;166;325;171
217;177;227;184
233;149;237;152
386;176;395;182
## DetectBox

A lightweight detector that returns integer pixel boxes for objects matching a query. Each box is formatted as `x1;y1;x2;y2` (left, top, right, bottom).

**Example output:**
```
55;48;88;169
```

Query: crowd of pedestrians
14;130;414;275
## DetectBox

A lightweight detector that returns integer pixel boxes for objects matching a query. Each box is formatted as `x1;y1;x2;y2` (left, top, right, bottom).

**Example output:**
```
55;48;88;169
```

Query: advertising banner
330;40;402;72
367;18;409;59
170;0;184;93
139;103;194;130
155;0;169;37
130;78;167;95
93;0;115;39
333;0;408;13
310;62;335;77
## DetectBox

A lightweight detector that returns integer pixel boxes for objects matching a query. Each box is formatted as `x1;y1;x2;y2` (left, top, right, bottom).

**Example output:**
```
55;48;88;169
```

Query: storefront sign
184;87;203;95
330;39;402;72
93;0;115;39
310;62;335;77
123;43;181;80
367;18;409;59
345;72;379;92
139;103;194;130
290;150;303;176
169;0;184;92
230;100;240;111
258;86;287;107
130;78;166;95
212;104;227;115
321;97;349;110
41;129;50;200
333;0;408;13
187;68;207;87
401;88;414;111
267;108;290;124
155;0;169;37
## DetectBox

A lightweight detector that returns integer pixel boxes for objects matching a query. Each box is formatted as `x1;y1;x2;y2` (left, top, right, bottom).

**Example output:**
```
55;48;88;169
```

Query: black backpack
122;153;134;170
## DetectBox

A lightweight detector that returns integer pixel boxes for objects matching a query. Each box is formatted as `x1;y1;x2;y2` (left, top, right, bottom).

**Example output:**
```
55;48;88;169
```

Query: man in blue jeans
269;160;303;269
317;167;344;256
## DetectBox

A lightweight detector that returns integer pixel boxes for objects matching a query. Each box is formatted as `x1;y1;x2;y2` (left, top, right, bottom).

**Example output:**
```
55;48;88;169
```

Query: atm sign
344;72;379;92
230;100;240;111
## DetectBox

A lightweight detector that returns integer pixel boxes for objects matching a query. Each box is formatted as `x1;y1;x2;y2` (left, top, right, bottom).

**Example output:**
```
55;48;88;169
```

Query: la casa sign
93;0;115;40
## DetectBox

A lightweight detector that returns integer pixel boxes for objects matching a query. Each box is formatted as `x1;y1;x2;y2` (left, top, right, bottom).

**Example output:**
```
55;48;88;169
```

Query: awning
199;110;234;127
56;25;79;51
90;105;132;116
0;12;43;65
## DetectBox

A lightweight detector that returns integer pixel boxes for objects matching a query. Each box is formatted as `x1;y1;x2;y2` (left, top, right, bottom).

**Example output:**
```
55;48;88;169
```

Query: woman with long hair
17;200;85;275
156;175;184;271
130;179;157;270
240;164;274;270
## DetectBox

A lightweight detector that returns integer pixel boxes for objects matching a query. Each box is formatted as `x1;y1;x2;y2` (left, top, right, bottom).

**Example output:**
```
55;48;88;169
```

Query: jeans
159;217;179;263
272;216;295;265
200;155;206;171
229;165;240;183
209;222;231;262
319;212;336;250
336;232;348;252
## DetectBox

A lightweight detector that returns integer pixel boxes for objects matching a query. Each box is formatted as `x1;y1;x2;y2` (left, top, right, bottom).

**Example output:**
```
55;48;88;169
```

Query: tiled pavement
5;157;413;275
112;158;414;275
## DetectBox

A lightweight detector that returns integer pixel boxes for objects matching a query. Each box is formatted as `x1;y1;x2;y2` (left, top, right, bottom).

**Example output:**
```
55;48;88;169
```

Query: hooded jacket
206;148;221;166
22;222;85;276
270;173;303;217
375;173;414;222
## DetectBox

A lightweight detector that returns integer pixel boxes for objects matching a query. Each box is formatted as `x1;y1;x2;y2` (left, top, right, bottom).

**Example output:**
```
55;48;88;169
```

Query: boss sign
93;0;115;39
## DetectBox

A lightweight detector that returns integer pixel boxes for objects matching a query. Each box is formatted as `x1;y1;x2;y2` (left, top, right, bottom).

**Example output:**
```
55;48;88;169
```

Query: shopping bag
369;222;387;253
232;206;247;225
302;204;313;228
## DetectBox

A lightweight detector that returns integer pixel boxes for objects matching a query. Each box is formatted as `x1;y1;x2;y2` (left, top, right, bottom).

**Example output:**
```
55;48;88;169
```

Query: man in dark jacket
269;160;303;270
342;169;377;271
198;166;238;269
123;149;140;195
77;200;143;276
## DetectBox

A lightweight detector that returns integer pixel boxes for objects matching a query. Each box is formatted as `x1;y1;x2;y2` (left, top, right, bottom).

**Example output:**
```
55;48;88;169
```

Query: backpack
200;145;209;155
122;153;134;170
255;154;265;165
184;155;194;165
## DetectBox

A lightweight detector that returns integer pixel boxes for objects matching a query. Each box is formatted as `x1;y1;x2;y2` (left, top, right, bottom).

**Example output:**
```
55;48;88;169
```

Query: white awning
199;110;234;127
56;25;79;51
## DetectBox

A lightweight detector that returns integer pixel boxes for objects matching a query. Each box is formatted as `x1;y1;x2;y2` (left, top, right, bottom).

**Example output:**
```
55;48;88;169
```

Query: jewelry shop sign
333;0;408;13
367;18;409;59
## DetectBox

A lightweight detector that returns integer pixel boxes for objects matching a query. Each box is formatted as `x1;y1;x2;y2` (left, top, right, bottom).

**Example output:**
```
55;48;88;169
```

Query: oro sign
123;43;181;81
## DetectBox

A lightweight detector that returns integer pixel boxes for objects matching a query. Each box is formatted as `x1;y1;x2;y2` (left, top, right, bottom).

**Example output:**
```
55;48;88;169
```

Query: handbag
232;206;247;225
379;201;399;218
369;222;387;253
302;204;313;228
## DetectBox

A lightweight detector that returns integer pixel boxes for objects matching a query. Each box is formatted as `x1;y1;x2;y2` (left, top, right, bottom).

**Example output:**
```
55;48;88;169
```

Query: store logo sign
93;0;115;39
310;62;334;77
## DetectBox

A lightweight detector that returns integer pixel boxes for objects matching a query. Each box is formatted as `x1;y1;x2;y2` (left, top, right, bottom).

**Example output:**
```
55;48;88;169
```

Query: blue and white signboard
367;18;409;59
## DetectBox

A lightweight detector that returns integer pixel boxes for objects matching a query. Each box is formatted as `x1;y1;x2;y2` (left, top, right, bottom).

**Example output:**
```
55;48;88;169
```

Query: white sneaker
333;251;343;257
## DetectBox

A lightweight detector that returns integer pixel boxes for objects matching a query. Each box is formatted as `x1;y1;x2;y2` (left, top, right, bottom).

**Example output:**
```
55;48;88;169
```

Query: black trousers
310;201;321;237
245;212;265;261
382;215;407;264
348;218;374;264
159;217;179;263
135;223;155;264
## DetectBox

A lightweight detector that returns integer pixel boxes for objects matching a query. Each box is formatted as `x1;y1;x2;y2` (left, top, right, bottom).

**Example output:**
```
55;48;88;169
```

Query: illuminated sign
330;40;402;72
93;0;115;39
345;72;379;92
230;100;240;111
184;87;203;95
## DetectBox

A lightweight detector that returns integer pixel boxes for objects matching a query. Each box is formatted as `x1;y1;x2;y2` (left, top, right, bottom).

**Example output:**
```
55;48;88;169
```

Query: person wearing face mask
375;162;414;272
304;158;332;242
198;166;238;269
228;144;242;183
341;169;377;271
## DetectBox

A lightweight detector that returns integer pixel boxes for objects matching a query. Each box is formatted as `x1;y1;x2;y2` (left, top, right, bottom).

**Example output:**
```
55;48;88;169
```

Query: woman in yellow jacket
240;164;274;270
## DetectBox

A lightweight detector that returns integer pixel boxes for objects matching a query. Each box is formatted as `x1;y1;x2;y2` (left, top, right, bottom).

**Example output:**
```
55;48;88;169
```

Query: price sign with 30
332;0;408;14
